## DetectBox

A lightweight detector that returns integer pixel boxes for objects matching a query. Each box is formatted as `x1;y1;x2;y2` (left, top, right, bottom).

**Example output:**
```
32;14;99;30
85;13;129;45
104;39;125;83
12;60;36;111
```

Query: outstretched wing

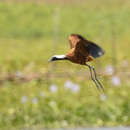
69;40;76;49
68;34;81;49
69;34;105;58
85;40;105;58
68;37;77;49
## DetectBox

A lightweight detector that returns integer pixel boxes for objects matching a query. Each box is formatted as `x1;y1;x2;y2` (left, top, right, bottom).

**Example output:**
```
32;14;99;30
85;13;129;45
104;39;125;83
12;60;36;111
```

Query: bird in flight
49;34;105;91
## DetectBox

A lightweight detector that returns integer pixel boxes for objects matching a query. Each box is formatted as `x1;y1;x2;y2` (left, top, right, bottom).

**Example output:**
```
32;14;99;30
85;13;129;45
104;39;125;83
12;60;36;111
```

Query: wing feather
68;34;82;49
85;41;105;58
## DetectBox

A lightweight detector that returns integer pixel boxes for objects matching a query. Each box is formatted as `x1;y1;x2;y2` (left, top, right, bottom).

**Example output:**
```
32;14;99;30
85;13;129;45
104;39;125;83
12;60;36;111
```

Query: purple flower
71;84;80;93
111;76;121;86
32;97;38;104
50;84;58;93
21;96;28;104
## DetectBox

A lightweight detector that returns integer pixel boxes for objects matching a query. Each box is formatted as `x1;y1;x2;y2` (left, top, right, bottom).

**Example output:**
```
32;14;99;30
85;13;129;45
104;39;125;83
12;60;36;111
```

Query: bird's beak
48;57;53;62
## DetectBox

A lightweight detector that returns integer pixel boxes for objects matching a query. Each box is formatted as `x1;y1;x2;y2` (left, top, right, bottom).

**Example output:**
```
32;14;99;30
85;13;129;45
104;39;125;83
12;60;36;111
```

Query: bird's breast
66;48;90;65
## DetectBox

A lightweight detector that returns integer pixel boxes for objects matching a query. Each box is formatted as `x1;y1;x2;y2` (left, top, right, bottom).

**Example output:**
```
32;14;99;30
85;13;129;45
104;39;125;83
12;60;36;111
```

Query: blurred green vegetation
0;1;130;129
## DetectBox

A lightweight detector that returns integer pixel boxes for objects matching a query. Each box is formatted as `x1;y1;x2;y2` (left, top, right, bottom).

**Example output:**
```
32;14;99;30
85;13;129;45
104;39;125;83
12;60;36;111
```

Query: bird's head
48;55;58;62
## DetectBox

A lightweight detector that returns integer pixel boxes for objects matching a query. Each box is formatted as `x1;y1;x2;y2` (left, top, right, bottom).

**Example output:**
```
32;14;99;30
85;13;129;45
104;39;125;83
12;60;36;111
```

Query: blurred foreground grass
0;1;130;129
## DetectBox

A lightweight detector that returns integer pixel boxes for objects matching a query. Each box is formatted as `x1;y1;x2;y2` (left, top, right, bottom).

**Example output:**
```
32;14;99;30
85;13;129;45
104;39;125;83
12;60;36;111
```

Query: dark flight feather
86;41;105;58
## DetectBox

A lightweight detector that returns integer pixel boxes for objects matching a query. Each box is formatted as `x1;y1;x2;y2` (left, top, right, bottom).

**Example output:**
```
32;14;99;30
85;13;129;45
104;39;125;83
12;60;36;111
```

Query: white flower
111;76;121;86
100;94;107;101
32;97;38;104
50;84;58;93
21;96;28;104
61;120;68;127
105;65;114;75
64;80;80;93
16;71;23;78
49;101;56;107
64;80;73;89
122;60;128;67
40;92;46;97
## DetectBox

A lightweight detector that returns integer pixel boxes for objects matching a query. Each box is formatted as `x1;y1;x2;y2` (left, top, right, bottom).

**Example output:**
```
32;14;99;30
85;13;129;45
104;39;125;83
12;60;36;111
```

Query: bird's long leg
85;64;104;92
92;67;104;92
86;64;100;90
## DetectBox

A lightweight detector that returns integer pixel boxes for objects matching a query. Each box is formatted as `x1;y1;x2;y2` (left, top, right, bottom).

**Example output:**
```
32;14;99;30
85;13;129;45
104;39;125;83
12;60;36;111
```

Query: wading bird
49;34;105;91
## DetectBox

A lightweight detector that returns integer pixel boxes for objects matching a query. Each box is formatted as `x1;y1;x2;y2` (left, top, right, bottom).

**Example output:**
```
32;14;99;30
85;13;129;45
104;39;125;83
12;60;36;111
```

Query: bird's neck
54;55;67;61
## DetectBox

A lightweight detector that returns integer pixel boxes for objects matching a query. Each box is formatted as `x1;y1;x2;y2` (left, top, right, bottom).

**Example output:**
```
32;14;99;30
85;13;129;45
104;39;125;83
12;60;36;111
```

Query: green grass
0;1;130;129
